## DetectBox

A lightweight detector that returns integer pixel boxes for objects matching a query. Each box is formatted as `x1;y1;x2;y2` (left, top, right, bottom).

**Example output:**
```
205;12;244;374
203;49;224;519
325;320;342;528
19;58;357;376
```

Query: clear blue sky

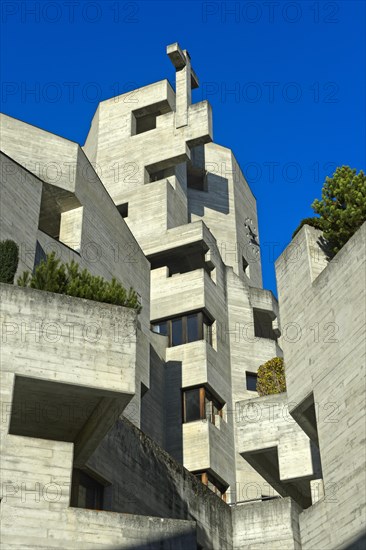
1;0;365;294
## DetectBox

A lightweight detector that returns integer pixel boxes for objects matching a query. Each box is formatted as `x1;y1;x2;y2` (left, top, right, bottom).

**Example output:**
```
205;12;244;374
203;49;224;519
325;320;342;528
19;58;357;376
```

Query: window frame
151;311;212;348
182;386;224;425
70;468;104;510
246;371;258;392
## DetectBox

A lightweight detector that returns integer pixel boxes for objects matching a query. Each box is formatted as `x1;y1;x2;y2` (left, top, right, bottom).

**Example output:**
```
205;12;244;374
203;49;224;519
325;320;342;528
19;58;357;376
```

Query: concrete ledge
0;503;197;549
1;283;137;463
232;497;302;550
235;393;320;509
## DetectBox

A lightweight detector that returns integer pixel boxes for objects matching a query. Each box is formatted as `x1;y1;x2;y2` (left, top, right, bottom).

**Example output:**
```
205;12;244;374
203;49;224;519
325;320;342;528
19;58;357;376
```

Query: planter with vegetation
17;252;142;313
256;357;286;397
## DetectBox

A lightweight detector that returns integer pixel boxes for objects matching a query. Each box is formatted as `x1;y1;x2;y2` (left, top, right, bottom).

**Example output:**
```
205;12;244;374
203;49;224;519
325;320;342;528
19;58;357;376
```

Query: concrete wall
0;153;42;279
1;42;327;549
0;114;150;334
1;435;197;550
87;417;233;550
275;223;366;549
227;268;282;501
232;498;302;550
0;115;151;429
83;79;212;197
189;142;262;287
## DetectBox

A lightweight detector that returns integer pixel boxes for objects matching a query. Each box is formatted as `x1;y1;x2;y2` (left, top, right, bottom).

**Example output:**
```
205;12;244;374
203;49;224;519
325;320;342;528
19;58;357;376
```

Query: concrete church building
0;43;365;549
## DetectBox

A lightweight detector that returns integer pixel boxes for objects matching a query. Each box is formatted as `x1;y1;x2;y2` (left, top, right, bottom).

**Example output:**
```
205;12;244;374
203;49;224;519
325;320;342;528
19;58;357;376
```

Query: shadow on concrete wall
164;360;183;464
343;532;366;550
188;173;229;218
110;532;197;550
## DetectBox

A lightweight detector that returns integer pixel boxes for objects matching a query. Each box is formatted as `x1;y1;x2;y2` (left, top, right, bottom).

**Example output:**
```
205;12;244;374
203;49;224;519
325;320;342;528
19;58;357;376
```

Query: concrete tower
82;42;282;501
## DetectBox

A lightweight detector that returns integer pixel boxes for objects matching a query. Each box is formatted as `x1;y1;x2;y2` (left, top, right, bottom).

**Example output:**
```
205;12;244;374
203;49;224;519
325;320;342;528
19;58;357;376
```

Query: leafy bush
0;240;19;284
292;217;323;239
312;166;366;256
256;357;286;396
17;252;142;312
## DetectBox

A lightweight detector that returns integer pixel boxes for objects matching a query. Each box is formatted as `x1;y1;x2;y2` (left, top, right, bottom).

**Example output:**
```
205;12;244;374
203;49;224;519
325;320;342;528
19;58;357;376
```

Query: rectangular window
187;313;199;343
151;321;168;336
183;388;202;423
205;389;223;425
171;317;183;347
151;312;213;348
246;371;258;392
71;469;104;510
183;387;223;425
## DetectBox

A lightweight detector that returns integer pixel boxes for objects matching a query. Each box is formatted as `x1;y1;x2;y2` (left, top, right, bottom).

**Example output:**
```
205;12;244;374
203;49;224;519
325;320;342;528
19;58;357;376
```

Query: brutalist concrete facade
0;43;365;549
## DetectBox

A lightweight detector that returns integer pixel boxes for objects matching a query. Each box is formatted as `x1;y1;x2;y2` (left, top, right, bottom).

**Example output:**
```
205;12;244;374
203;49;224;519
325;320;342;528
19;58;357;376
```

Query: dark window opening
117;203;128;218
132;102;172;136
187;314;199;343
149;242;209;276
246;371;258;392
187;145;207;191
171;317;183;347
242;256;250;276
187;164;207;191
184;388;202;423
151;312;212;347
70;469;104;510
135;113;157;134
253;308;277;341
194;470;228;501
183;386;224;425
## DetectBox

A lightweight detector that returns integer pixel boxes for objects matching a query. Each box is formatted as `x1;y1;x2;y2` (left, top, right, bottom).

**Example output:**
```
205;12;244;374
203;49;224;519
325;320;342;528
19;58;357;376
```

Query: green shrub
312;166;366;256
256;357;286;396
0;240;19;284
292;217;323;239
294;166;366;256
17;252;142;313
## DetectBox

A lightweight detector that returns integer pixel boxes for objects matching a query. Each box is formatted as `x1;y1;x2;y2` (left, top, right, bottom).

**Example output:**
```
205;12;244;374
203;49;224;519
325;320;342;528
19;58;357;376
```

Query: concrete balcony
235;393;322;509
144;220;214;259
1;283;137;466
249;287;279;318
151;267;218;321
183;420;210;471
166;340;232;405
166;339;215;388
183;418;232;486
